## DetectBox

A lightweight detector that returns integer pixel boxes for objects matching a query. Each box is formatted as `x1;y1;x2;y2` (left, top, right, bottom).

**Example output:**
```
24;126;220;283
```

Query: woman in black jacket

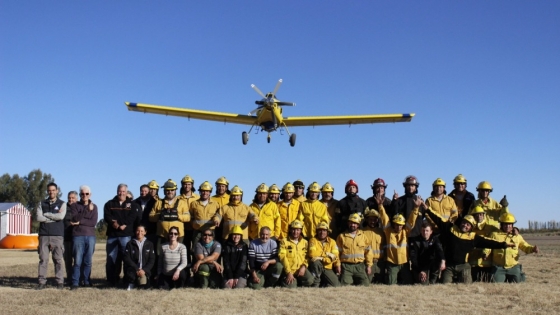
222;225;248;289
123;225;156;290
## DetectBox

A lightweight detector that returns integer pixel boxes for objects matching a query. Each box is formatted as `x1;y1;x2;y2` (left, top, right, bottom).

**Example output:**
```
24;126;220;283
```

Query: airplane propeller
249;79;296;115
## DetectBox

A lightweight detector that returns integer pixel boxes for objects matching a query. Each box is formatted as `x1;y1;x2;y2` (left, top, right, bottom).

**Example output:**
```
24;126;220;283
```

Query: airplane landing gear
267;134;271;143
242;132;248;145
289;133;296;147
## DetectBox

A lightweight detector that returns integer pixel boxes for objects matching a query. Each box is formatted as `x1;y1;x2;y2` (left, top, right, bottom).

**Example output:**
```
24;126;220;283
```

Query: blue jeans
106;236;131;284
72;235;96;286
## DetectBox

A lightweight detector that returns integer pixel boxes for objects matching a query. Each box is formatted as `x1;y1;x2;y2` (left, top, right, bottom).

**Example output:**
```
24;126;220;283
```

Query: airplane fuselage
256;106;284;132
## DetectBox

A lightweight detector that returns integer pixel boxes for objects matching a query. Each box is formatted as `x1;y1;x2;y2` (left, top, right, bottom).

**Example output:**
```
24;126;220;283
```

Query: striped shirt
248;239;278;271
158;243;188;275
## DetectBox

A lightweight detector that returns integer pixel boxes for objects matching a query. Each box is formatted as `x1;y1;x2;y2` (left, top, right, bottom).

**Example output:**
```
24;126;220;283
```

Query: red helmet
371;178;387;189
402;175;419;187
345;179;359;193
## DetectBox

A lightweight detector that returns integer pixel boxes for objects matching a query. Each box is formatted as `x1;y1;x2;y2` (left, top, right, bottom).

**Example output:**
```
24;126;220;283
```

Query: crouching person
192;229;222;288
335;213;373;286
222;226;249;289
409;222;445;285
486;213;539;283
247;227;283;289
307;222;340;287
124;225;156;290
279;220;314;288
156;226;188;289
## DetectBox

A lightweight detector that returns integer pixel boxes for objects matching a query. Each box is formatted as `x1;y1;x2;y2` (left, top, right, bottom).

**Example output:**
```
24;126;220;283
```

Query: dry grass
0;236;559;315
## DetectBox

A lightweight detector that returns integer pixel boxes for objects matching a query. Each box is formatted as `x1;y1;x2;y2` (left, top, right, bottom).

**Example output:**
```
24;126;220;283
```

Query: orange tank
0;234;39;249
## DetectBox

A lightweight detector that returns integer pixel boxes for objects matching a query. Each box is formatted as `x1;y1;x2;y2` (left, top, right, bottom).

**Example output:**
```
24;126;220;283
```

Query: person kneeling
279;220;314;288
156;226;188;289
307;222;340;287
124;225;156;290
222;225;249;289
409;222;445;285
192;229;222;288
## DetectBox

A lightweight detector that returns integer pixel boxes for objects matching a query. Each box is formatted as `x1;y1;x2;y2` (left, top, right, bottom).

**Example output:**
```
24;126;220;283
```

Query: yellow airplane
125;79;414;146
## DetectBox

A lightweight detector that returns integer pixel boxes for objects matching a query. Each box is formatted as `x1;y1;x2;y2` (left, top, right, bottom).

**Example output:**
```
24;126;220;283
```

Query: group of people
35;174;539;290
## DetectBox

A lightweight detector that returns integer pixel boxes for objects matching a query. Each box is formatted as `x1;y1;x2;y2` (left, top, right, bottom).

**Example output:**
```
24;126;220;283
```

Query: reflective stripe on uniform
385;243;408;249
341;253;365;259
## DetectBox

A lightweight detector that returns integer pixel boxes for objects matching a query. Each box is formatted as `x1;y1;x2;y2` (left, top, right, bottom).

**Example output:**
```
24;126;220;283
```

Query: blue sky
1;1;559;227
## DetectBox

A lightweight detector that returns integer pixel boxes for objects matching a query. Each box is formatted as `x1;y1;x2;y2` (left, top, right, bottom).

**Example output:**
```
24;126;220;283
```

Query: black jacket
426;209;507;266
134;196;156;235
104;196;139;237
409;234;444;272
448;189;476;224
390;193;424;238
223;238;248;280
336;195;367;233
123;238;156;274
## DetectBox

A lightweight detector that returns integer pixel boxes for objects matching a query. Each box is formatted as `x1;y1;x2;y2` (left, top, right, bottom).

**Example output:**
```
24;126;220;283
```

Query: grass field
0;235;559;315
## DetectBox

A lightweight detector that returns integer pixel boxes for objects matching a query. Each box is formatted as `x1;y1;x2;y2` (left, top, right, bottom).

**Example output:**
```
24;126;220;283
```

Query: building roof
0;203;24;212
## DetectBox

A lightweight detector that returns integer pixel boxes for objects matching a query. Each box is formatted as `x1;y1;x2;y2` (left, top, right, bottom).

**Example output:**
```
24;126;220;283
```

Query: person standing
213;185;257;242
69;185;98;290
249;184;281;240
320;183;338;239
468;181;509;228
292;180;306;203
390;175;423;238
36;183;67;290
335;180;367;236
365;178;392;213
63;191;78;286
190;181;221;246
299;182;329;239
448;174;475;223
277;182;302;240
149;179;190;244
425;178;458;232
104;183;139;287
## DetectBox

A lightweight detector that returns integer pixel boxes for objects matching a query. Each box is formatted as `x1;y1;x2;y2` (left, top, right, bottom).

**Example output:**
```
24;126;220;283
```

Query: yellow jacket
149;197;190;238
299;199;330;239
279;236;309;274
468;220;499;267
485;231;535;269
379;204;418;265
177;193;200;231
211;193;230;208
189;199;221;231
425;195;458;228
295;195;306;203
277;199;302;240
469;197;508;228
321;199;338;234
249;200;281;239
213;202;256;240
336;230;373;266
308;236;339;269
362;226;385;261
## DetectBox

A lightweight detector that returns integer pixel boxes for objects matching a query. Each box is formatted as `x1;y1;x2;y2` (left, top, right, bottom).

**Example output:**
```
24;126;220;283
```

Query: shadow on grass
0;276;114;290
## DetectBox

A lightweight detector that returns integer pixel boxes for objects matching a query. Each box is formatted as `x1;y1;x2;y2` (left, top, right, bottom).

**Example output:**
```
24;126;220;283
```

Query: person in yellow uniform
249;183;281;240
448;174;475;222
377;194;421;285
468;181;508;228
268;184;281;203
362;207;386;284
485;213;539;283
278;220;314;288
148;180;160;201
189;181;221;246
293;180;306;203
425;178;458;232
320;182;339;239
211;176;230;242
177;175;199;259
212;185;258;243
277;183;302;240
149;179;191;246
299;182;330;239
307;222;340;287
468;206;499;282
335;213;373;286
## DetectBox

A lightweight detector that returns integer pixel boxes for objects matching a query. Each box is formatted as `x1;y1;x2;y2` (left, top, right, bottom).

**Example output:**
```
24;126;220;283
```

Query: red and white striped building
0;203;31;240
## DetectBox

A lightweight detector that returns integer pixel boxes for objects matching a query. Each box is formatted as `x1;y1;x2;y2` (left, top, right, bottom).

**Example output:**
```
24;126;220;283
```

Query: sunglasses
169;232;178;236
80;193;90;196
202;234;213;237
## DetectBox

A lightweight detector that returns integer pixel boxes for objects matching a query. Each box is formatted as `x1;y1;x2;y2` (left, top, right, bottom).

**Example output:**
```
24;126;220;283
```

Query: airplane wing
283;113;414;127
125;102;257;125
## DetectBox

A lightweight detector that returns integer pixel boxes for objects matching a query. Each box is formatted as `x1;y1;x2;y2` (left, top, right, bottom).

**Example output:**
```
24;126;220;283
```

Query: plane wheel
242;132;248;145
267;136;271;143
289;133;296;147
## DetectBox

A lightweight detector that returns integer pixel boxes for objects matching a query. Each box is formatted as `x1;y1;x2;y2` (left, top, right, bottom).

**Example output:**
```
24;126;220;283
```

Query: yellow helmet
255;183;269;193
216;176;229;186
364;208;380;218
392;214;406;225
289;220;304;229
230;185;243;196
499;213;517;224
148;180;159;189
321;182;334;193
268;184;280;194
181;175;194;184
432;178;446;187
199;181;213;191
316;221;330;231
348;213;362;224
307;182;321;193
230;225;244;235
162;179;178;191
471;206;486;215
453;174;467;184
282;182;295;193
463;215;477;226
476;181;493;192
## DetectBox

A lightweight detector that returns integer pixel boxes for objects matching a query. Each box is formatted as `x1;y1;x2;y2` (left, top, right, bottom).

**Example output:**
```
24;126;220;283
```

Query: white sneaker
127;283;135;291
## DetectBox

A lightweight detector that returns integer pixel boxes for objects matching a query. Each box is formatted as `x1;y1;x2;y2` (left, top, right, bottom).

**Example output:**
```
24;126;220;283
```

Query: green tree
0;169;59;216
